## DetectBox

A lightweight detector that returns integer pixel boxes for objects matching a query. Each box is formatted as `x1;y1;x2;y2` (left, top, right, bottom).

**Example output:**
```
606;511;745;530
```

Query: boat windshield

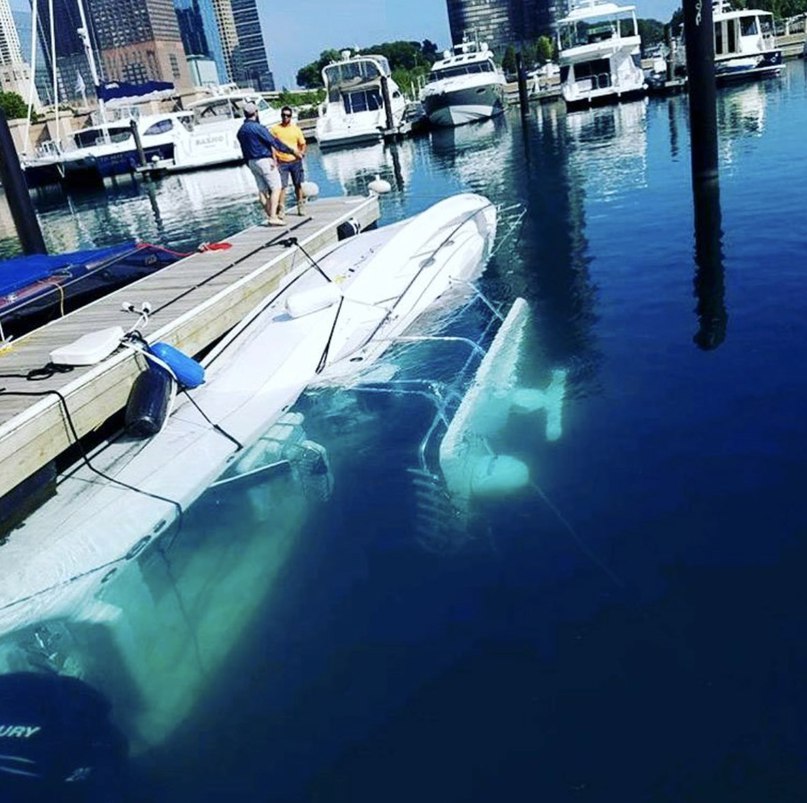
342;87;383;113
142;118;174;136
324;57;390;94
559;14;637;49
428;62;495;82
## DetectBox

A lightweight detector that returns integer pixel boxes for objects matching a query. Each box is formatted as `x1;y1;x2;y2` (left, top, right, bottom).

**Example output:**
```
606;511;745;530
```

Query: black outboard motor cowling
0;672;127;802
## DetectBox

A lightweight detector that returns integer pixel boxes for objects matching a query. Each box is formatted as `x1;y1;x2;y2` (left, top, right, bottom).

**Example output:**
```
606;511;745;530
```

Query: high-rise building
12;5;51;105
229;0;273;91
87;0;191;90
31;0;91;103
210;0;237;81
0;0;40;108
174;0;227;84
446;0;560;56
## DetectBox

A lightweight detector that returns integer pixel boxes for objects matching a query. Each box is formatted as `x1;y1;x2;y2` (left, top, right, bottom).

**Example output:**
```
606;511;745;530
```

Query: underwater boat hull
0;192;498;750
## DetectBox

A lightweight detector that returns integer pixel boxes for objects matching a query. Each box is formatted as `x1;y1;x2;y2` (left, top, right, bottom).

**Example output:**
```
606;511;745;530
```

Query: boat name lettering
0;725;42;738
194;134;227;147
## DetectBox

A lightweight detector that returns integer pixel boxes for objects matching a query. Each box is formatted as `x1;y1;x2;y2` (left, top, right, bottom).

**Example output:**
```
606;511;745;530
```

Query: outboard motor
0;672;127;802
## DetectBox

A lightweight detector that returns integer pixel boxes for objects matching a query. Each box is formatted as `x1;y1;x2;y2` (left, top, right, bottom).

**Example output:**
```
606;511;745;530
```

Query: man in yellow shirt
271;106;308;217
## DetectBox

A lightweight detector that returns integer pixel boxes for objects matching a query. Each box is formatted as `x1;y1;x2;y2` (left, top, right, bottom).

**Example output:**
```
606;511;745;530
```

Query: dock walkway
0;194;379;505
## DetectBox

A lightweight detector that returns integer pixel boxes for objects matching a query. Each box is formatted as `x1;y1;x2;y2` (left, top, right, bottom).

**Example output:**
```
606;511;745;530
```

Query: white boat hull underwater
0;193;521;756
557;0;646;109
420;39;507;127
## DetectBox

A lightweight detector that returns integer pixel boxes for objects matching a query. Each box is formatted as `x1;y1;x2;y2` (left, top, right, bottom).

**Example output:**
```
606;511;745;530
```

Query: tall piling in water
0;110;46;255
683;0;718;181
516;52;530;116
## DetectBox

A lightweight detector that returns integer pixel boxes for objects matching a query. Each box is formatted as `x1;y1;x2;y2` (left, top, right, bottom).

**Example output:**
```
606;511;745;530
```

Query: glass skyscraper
174;0;226;84
229;0;273;91
446;0;561;56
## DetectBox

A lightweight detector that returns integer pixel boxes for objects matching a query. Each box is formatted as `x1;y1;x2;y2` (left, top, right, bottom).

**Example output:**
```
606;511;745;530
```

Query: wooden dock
0;194;379;506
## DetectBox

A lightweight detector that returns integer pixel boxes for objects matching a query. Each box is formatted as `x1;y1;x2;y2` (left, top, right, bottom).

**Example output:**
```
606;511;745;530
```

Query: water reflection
429;115;511;196
317;140;414;198
564;99;649;199
718;81;767;140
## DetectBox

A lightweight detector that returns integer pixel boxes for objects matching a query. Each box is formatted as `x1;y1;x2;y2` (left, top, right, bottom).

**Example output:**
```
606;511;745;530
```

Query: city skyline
9;0;682;93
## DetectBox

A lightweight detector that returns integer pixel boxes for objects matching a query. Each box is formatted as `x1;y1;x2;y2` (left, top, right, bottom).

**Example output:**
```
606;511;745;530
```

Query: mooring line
529;481;625;589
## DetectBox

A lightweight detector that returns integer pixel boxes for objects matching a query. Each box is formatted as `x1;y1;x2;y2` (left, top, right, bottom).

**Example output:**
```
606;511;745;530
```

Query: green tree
637;18;665;50
522;41;538;69
536;35;555;64
502;44;517;75
0;91;28;120
295;49;341;89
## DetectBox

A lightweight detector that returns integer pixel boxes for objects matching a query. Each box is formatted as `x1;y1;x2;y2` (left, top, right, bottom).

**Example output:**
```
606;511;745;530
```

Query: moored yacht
150;88;281;173
691;1;783;83
315;50;407;149
419;38;506;127
23;109;186;189
556;0;646;109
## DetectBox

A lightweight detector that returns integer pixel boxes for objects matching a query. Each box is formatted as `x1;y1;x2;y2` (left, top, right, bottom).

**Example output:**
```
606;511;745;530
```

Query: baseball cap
242;101;258;116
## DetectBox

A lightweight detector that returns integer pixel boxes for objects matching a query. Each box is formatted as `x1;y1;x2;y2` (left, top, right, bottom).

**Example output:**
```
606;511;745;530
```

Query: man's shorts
278;160;304;189
248;157;281;193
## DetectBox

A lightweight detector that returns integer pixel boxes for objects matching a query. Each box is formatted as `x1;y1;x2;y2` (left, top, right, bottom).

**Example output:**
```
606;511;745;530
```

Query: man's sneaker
267;217;285;226
297;200;306;216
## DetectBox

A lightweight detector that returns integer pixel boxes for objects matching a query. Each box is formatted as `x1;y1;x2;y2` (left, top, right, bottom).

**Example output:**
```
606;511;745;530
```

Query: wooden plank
0;195;379;502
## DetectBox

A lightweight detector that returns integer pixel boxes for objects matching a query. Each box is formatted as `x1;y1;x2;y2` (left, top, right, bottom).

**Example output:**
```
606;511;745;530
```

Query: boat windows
324;57;389;92
73;127;132;147
342;88;383;114
428;62;495;82
741;15;759;36
142;119;174;136
727;19;737;52
572;58;612;88
715;22;724;54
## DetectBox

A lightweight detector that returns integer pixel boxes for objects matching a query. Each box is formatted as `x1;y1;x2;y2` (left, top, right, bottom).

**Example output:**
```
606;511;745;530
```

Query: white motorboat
315;50;407;149
419;38;506;127
674;1;782;83
23;109;188;189
148;88;281;174
0;193;498;752
556;0;646;109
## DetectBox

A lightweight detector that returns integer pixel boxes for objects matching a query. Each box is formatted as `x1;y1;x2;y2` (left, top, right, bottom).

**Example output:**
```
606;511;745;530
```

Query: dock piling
0;110;46;255
683;0;718;181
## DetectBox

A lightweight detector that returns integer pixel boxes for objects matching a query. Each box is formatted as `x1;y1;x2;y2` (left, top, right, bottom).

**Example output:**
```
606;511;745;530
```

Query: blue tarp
96;81;175;105
0;243;137;296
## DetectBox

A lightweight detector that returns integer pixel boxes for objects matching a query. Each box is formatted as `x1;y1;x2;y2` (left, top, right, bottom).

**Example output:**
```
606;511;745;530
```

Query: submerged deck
0;194;379;505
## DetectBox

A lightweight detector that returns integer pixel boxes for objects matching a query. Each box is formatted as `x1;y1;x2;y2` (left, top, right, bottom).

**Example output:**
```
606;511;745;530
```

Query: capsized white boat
0;192;498;754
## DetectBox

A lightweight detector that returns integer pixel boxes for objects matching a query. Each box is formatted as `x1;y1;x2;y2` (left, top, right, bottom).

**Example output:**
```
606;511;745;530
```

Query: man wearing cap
271;106;308;218
237;101;301;226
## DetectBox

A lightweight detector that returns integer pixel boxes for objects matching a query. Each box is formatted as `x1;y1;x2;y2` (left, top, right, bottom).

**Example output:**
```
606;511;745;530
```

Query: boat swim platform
0;193;379;509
